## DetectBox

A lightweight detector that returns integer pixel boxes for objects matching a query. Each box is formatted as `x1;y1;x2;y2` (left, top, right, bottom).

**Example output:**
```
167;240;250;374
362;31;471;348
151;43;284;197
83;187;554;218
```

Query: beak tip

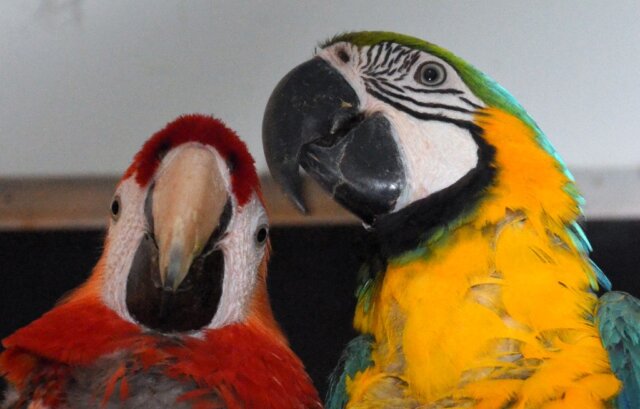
163;248;189;292
265;157;309;215
280;178;308;214
291;195;308;214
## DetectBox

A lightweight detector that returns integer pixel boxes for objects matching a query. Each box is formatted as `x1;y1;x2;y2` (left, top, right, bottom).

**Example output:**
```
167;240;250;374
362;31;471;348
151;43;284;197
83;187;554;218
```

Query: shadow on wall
0;222;639;397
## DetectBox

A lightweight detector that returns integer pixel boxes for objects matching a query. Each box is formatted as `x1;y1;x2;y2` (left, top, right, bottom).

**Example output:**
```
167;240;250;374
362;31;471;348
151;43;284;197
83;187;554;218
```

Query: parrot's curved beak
152;145;228;292
126;145;230;332
262;57;406;224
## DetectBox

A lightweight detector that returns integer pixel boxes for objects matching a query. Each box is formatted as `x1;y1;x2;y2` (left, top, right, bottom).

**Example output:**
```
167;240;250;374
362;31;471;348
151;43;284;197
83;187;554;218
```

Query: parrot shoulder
326;334;374;409
597;291;640;409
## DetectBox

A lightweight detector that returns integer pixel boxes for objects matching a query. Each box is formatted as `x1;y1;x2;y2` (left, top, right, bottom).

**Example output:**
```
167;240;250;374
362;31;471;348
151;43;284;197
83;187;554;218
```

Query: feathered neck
370;107;589;267
1;297;321;408
2;299;140;368
469;108;607;289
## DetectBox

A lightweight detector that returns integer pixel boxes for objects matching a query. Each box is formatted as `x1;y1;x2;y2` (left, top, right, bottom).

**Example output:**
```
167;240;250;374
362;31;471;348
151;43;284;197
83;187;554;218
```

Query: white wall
2;0;639;177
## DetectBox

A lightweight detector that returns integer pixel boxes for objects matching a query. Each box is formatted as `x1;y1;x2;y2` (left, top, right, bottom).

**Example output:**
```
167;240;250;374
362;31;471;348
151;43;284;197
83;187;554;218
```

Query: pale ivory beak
152;146;227;292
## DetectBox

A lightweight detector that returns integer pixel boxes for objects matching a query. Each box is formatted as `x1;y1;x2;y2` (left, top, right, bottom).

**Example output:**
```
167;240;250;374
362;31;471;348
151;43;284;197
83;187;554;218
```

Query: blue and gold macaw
263;31;640;408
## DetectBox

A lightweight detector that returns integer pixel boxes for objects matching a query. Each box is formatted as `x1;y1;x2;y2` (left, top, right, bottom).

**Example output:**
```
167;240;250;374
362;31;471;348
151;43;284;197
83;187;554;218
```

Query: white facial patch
387;114;479;209
208;193;268;329
102;177;147;322
318;43;370;107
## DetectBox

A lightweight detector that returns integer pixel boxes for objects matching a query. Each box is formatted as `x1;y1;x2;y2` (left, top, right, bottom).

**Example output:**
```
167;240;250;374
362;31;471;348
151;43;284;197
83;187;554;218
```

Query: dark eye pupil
423;68;440;83
111;199;120;216
256;227;268;243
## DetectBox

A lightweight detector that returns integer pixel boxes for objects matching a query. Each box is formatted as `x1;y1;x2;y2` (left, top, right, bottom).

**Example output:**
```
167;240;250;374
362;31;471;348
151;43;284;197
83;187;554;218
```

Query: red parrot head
79;114;275;335
1;115;322;409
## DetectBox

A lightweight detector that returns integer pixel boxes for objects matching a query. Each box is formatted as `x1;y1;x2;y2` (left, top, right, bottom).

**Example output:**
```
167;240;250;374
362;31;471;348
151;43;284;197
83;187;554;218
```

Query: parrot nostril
337;49;350;63
309;108;364;148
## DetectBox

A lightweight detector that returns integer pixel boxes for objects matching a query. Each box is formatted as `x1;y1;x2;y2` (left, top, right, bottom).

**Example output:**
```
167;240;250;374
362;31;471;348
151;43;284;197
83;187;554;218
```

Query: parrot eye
255;225;268;245
110;195;121;221
415;61;447;86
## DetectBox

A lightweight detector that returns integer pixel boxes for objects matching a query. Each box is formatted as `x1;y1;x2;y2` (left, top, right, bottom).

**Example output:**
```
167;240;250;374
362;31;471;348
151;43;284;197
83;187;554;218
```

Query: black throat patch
371;123;497;261
125;199;232;333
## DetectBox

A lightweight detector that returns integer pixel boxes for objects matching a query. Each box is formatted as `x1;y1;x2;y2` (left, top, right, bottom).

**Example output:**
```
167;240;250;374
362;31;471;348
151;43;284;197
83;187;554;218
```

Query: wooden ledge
1;169;639;230
0;176;356;230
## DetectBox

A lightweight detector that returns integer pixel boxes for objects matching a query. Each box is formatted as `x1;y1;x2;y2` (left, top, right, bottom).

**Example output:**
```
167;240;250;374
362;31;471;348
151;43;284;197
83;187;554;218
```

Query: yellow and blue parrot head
263;31;563;227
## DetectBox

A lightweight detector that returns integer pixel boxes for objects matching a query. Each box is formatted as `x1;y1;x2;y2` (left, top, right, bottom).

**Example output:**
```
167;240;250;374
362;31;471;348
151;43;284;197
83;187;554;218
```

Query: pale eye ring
415;61;447;86
110;195;121;221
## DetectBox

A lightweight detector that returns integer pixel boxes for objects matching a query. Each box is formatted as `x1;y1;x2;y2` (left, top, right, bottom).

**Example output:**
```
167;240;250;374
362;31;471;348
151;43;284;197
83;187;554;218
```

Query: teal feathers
325;335;374;409
597;291;640;409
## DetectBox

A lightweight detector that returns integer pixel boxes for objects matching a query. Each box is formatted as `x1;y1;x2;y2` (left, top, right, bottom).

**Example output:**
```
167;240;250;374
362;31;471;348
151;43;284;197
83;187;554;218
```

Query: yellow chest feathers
350;217;620;408
356;219;617;408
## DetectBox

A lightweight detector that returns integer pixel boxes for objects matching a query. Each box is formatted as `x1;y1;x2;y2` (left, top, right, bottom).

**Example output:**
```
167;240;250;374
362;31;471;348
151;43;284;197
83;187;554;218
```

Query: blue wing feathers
597;291;640;409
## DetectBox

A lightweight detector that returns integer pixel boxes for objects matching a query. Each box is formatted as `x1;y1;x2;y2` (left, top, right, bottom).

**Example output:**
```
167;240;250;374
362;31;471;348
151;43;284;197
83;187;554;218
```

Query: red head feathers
124;114;260;206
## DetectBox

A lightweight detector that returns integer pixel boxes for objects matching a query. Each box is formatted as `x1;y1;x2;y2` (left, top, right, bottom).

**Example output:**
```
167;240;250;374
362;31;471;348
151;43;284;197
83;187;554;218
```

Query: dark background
1;222;639;397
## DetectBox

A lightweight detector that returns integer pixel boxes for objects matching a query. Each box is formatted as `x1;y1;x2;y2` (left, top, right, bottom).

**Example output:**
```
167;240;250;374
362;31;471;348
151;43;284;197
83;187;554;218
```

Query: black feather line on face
403;86;464;95
379;43;393;68
376;78;405;93
370;44;384;68
371;124;497;260
365;82;474;115
366;88;477;129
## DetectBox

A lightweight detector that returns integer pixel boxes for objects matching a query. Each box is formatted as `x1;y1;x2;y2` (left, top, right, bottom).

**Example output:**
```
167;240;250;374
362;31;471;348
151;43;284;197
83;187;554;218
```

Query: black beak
262;57;406;223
